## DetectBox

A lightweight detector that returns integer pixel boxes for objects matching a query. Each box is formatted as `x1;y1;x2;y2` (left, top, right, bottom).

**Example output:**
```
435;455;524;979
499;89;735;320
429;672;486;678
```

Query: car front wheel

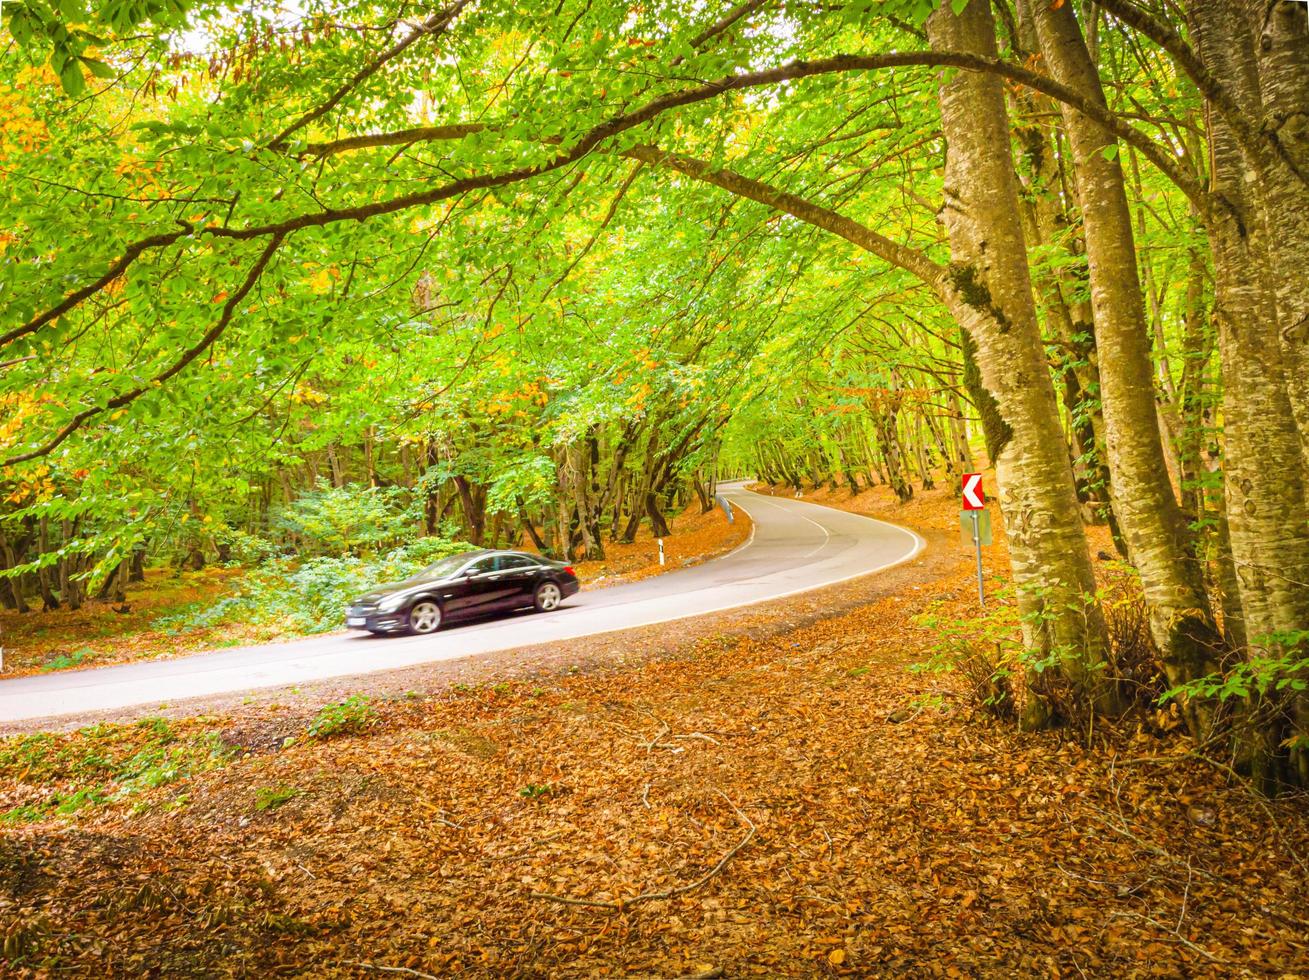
408;600;442;634
533;581;563;612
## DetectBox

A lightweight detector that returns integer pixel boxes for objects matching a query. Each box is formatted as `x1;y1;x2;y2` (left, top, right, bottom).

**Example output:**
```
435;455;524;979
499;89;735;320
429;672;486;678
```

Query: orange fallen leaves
1;483;1306;977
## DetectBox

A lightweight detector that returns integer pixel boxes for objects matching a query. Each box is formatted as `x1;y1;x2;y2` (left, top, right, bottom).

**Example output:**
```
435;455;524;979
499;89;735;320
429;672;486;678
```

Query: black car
345;549;580;635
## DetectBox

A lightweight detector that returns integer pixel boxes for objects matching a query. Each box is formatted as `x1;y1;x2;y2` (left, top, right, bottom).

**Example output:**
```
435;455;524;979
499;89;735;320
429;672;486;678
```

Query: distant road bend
0;484;925;724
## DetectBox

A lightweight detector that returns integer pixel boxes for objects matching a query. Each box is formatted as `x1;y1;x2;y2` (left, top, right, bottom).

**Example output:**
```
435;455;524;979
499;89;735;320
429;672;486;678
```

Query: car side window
467;557;496;575
496;555;536;571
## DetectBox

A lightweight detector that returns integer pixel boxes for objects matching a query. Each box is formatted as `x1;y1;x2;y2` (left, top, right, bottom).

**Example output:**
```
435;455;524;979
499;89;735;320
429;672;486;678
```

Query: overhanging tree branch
300;51;1208;210
2;234;284;466
1090;0;1306;185
268;1;469;151
621;145;948;288
0;227;191;350
6;48;1206;357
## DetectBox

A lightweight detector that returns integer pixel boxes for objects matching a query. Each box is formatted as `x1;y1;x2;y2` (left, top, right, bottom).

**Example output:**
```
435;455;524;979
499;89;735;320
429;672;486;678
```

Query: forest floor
0;503;747;679
3;481;1308;977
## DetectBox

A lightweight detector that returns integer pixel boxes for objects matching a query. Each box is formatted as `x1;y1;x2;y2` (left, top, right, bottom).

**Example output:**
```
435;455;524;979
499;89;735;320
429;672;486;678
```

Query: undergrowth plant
0;718;235;823
156;536;472;635
306;696;376;739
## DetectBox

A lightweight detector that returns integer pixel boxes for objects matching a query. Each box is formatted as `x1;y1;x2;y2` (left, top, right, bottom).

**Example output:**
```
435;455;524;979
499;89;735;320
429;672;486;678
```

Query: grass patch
40;647;97;672
253;785;300;811
306;695;376;739
0;717;235;824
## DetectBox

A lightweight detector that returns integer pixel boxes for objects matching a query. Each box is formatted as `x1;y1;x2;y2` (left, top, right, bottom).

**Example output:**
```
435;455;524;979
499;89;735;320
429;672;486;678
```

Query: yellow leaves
627;382;652;408
0;80;49;162
827;949;847;966
290;384;327;406
5;462;56;504
306;266;339;295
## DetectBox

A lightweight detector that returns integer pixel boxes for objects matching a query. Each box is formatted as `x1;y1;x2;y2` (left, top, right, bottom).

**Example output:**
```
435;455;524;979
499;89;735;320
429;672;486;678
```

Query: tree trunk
1031;0;1224;738
1192;0;1309;790
1244;0;1309;471
35;517;60;611
927;0;1119;727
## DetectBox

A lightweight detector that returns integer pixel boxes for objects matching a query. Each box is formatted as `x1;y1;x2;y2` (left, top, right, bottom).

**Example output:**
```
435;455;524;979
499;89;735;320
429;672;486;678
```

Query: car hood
354;577;450;605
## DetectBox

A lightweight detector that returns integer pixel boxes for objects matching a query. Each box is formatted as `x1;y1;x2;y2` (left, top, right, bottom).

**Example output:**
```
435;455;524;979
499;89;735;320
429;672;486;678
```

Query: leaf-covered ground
2;485;1306;977
0;504;747;678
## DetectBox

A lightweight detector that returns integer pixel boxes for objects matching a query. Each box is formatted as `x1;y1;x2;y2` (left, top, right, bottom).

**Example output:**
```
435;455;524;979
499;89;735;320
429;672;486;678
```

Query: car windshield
410;554;474;582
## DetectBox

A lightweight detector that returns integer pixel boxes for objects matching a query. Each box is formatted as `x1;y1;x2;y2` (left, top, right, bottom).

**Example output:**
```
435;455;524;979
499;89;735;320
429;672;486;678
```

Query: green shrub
156;536;473;636
306;695;376;739
271;480;417;557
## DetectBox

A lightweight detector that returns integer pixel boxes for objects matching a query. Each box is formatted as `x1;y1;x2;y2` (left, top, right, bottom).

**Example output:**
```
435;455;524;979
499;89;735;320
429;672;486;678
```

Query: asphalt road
0;484;925;724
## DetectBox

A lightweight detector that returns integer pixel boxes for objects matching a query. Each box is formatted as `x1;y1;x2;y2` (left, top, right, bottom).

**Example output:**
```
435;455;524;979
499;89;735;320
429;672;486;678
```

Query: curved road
0;485;924;725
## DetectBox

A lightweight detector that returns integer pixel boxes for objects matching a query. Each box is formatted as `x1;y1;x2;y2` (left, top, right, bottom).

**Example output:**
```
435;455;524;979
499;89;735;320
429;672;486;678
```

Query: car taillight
564;566;575;576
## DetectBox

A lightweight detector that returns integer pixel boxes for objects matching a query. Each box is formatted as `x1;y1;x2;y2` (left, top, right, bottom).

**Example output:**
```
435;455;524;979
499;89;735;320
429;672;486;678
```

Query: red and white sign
961;473;986;510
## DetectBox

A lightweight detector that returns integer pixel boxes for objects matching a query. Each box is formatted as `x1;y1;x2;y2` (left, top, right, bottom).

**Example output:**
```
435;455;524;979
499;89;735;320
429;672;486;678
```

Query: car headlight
376;594;407;613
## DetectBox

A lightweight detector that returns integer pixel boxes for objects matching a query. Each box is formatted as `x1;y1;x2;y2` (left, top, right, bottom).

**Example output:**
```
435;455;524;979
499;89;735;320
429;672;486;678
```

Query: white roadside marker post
658;538;665;566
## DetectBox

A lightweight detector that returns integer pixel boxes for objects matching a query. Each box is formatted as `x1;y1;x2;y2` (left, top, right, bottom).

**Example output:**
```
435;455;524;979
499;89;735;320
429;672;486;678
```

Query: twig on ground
1108;910;1230;966
346;961;440;979
1176;858;1193;933
530;791;756;910
673;732;722;745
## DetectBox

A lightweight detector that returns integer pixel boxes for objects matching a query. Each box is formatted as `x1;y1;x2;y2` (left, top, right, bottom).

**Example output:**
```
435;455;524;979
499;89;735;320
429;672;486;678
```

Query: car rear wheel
408;600;442;634
534;581;562;612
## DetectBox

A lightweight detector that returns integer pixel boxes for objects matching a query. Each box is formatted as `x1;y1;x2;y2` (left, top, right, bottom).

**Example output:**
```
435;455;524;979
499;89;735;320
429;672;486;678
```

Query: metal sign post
960;473;990;606
970;511;985;606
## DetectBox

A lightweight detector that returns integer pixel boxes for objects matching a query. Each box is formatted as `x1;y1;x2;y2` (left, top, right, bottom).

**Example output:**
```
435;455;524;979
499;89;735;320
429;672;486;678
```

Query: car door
495;554;541;607
462;554;520;617
443;555;498;618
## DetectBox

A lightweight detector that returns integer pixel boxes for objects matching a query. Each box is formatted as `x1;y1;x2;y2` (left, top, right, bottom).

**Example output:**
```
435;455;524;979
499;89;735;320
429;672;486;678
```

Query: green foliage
0;718;234;823
1161;631;1309;705
912;594;1023;719
519;783;558;800
272;480;417;558
157;535;472;635
306;696;376;739
253;784;300;811
40;646;96;671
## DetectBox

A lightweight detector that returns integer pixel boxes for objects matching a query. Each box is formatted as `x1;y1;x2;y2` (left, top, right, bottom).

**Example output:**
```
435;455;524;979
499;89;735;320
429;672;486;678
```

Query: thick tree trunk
1009;9;1118;532
927;0;1119;727
1192;0;1309;790
1032;0;1224;738
1244;0;1309;470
